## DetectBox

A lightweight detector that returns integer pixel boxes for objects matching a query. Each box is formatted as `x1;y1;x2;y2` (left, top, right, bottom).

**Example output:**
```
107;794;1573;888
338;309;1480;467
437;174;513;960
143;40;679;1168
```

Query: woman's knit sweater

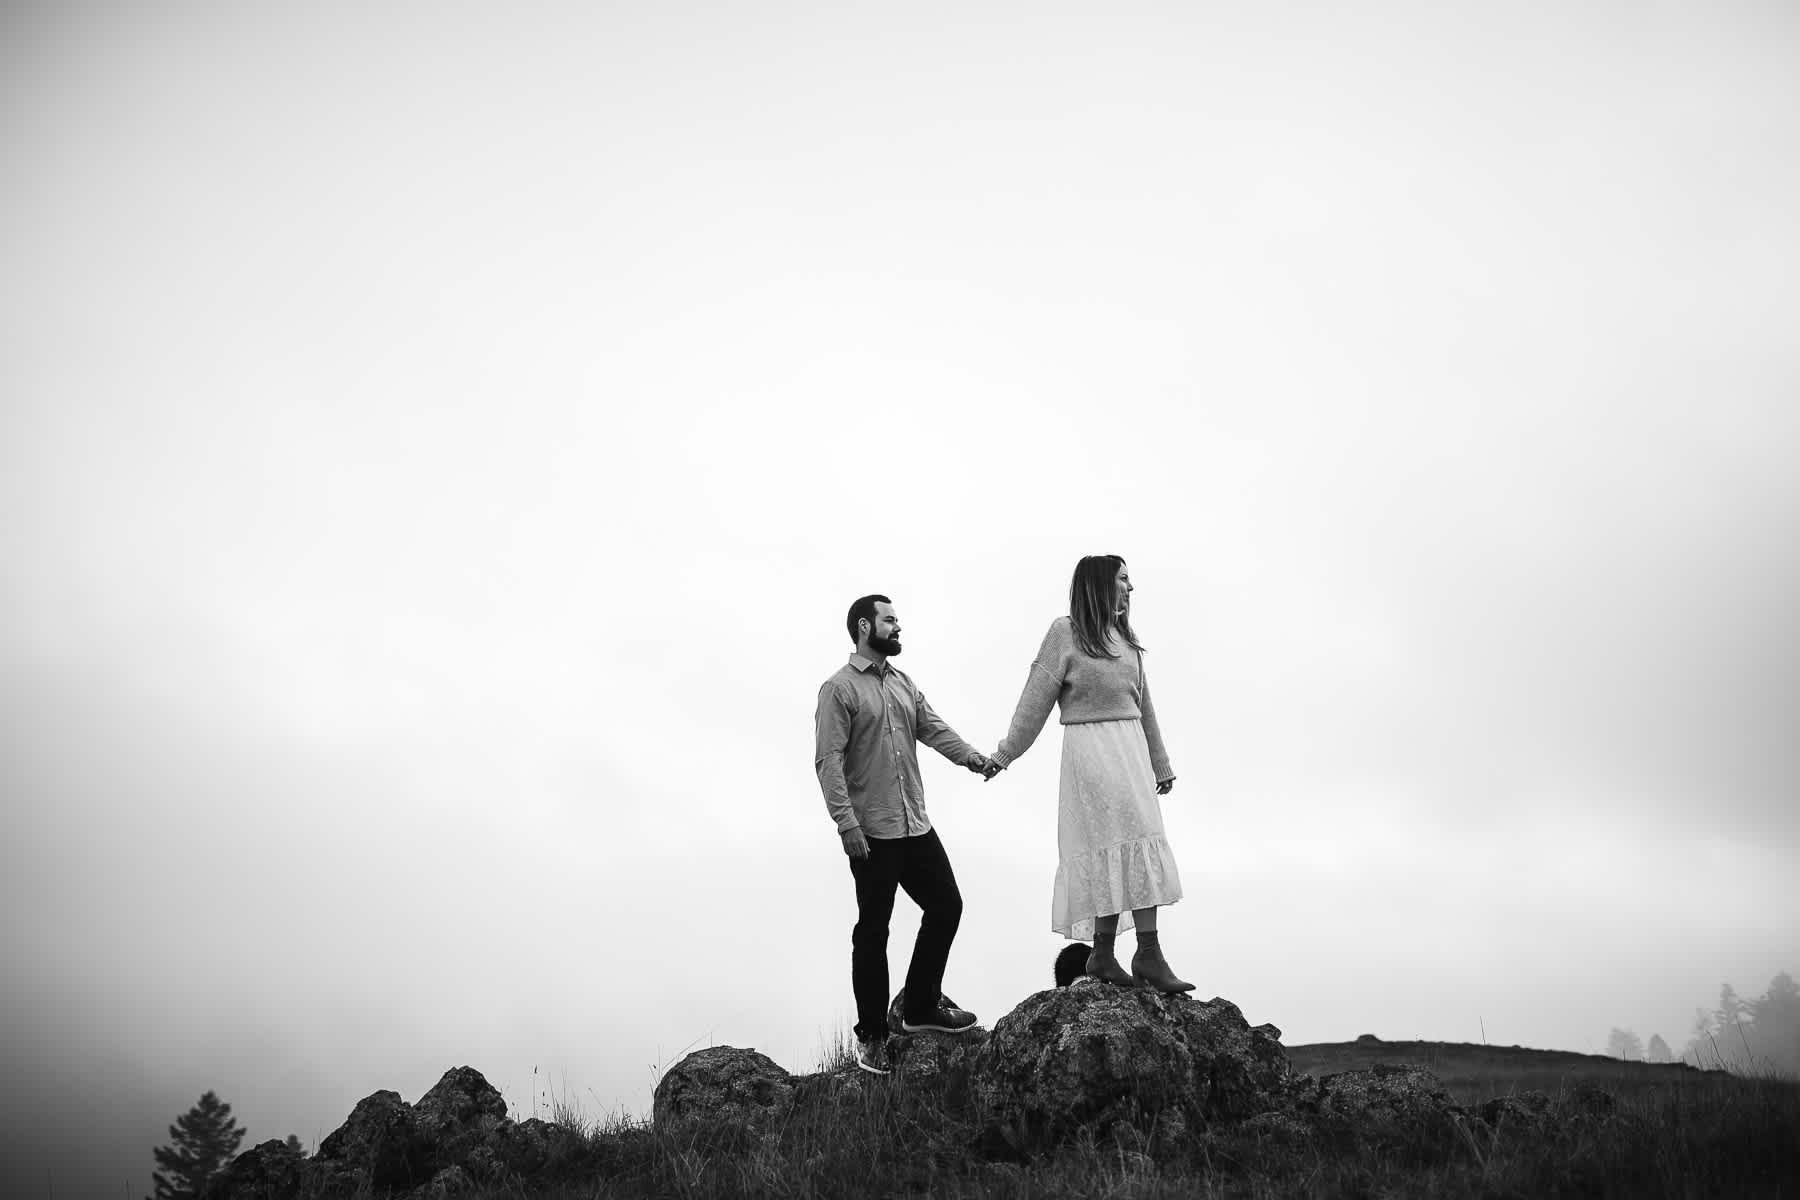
991;616;1174;782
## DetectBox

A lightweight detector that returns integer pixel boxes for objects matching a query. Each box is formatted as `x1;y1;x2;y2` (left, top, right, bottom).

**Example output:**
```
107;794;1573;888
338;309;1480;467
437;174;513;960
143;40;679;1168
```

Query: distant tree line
1603;1028;1676;1062
1602;972;1798;1078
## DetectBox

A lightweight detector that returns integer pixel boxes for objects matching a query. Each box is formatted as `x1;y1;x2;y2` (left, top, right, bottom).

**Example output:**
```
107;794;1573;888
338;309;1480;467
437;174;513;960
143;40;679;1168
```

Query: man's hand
841;827;870;859
982;758;1005;782
1156;777;1176;795
966;752;990;775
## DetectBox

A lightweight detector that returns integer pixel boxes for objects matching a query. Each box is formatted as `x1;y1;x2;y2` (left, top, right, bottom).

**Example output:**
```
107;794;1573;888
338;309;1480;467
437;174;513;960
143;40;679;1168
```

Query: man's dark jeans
847;827;963;1042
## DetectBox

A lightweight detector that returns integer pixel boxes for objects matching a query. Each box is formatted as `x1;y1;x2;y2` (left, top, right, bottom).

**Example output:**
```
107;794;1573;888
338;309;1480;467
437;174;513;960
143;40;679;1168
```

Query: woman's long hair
1068;554;1143;659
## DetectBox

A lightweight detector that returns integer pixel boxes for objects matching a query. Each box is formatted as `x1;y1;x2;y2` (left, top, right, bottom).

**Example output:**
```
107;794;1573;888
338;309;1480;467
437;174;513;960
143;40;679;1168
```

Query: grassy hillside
489;1035;1800;1199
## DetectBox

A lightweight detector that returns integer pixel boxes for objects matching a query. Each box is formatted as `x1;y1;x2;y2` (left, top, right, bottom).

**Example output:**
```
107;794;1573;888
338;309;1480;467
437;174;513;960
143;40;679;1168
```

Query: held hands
1156;777;1176;795
965;750;1005;782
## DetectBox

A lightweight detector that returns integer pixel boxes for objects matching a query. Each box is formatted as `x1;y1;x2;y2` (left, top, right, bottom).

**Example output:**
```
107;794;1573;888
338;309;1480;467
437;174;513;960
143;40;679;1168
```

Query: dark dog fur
1054;942;1090;987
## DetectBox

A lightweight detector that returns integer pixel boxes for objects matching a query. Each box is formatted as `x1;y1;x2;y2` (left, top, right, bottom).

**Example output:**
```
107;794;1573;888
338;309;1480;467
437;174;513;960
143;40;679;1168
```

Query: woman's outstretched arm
989;617;1070;770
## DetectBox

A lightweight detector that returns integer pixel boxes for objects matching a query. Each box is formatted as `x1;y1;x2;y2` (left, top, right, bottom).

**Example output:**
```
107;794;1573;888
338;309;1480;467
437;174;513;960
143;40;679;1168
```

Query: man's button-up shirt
814;653;979;839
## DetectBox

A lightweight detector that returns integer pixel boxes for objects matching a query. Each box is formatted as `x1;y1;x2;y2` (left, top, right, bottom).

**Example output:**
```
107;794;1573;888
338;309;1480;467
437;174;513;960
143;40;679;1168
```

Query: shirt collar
848;652;890;677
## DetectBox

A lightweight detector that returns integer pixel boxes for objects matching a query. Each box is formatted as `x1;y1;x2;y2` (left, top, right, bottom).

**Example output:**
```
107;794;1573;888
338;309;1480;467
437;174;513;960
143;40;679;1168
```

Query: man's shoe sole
899;1018;978;1034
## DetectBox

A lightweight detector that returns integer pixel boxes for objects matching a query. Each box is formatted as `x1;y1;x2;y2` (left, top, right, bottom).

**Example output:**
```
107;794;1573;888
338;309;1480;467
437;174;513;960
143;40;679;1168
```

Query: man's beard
870;633;902;656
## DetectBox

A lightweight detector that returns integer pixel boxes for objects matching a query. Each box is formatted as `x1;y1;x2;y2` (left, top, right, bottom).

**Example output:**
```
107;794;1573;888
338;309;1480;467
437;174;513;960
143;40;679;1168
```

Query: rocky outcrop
209;1066;589;1199
1311;1064;1460;1134
414;1066;509;1141
1478;1089;1554;1130
651;1045;796;1134
208;995;1618;1195
640;985;1555;1157
315;1089;429;1191
968;980;1297;1146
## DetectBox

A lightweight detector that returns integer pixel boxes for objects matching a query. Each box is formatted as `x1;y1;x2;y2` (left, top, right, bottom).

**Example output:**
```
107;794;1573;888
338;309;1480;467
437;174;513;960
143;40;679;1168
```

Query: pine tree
149;1091;245;1200
1646;1033;1673;1063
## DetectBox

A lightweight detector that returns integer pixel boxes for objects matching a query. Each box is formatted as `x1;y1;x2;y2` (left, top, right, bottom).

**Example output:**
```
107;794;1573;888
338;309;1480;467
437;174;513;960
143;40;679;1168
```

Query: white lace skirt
1051;718;1184;940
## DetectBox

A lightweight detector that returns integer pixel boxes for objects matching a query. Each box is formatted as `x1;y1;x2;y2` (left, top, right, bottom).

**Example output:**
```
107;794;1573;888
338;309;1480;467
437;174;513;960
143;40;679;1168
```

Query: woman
985;555;1192;993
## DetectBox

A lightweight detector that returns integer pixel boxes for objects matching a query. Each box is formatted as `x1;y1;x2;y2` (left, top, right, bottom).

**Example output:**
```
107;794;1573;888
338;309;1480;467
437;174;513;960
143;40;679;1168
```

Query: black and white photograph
5;2;1797;1196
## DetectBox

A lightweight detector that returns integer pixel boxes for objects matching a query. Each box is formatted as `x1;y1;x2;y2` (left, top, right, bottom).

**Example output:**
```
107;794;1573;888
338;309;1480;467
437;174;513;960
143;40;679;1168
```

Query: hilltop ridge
1288;1036;1712;1104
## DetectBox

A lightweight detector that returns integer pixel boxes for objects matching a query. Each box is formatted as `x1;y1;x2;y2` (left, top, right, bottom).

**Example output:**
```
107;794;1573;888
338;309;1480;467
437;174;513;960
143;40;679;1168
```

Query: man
815;594;986;1075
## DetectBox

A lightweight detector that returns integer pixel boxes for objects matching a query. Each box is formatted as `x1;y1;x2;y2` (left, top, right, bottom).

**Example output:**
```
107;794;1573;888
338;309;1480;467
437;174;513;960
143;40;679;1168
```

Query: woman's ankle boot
1085;931;1137;986
1131;931;1196;994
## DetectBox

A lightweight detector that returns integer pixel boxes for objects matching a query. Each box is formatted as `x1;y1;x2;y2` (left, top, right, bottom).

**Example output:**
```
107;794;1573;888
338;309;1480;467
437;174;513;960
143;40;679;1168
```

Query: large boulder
412;1066;509;1171
315;1088;431;1190
969;981;1295;1146
414;1066;508;1134
652;1045;796;1133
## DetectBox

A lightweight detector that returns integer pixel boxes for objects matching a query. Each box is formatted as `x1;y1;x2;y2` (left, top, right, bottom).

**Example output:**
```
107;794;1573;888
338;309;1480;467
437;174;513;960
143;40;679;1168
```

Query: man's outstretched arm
914;687;988;774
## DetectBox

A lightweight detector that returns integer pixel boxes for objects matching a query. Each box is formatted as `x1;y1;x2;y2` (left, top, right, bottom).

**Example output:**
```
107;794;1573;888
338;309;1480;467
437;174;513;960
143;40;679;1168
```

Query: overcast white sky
5;0;1798;1194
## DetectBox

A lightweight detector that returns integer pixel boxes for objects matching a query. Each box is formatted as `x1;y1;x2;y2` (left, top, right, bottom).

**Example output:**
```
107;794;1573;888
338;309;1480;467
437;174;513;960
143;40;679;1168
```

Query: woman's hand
1156;777;1176;795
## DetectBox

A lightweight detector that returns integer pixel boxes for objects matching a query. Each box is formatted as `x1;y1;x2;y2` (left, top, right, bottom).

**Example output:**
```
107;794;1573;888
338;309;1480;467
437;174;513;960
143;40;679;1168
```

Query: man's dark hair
846;594;892;644
1069;554;1143;659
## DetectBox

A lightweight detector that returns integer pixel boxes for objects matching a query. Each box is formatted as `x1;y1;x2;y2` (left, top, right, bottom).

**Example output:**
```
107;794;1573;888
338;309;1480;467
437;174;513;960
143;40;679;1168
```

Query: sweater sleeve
991;619;1068;768
1137;651;1175;783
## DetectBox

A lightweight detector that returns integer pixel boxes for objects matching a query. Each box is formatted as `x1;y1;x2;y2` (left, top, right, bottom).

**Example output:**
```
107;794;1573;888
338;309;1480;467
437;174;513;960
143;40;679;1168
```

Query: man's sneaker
900;1002;979;1035
853;1035;893;1075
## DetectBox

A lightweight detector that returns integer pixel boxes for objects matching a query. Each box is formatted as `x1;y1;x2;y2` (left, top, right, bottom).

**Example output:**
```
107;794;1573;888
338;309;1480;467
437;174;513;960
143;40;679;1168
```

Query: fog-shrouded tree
149;1091;244;1200
1746;972;1800;1076
1646;1034;1673;1063
1684;972;1800;1076
1605;1027;1643;1062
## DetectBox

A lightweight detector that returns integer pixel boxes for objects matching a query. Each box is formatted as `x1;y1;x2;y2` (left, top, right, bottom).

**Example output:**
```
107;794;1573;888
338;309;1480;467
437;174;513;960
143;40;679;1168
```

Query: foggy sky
4;1;1798;1195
